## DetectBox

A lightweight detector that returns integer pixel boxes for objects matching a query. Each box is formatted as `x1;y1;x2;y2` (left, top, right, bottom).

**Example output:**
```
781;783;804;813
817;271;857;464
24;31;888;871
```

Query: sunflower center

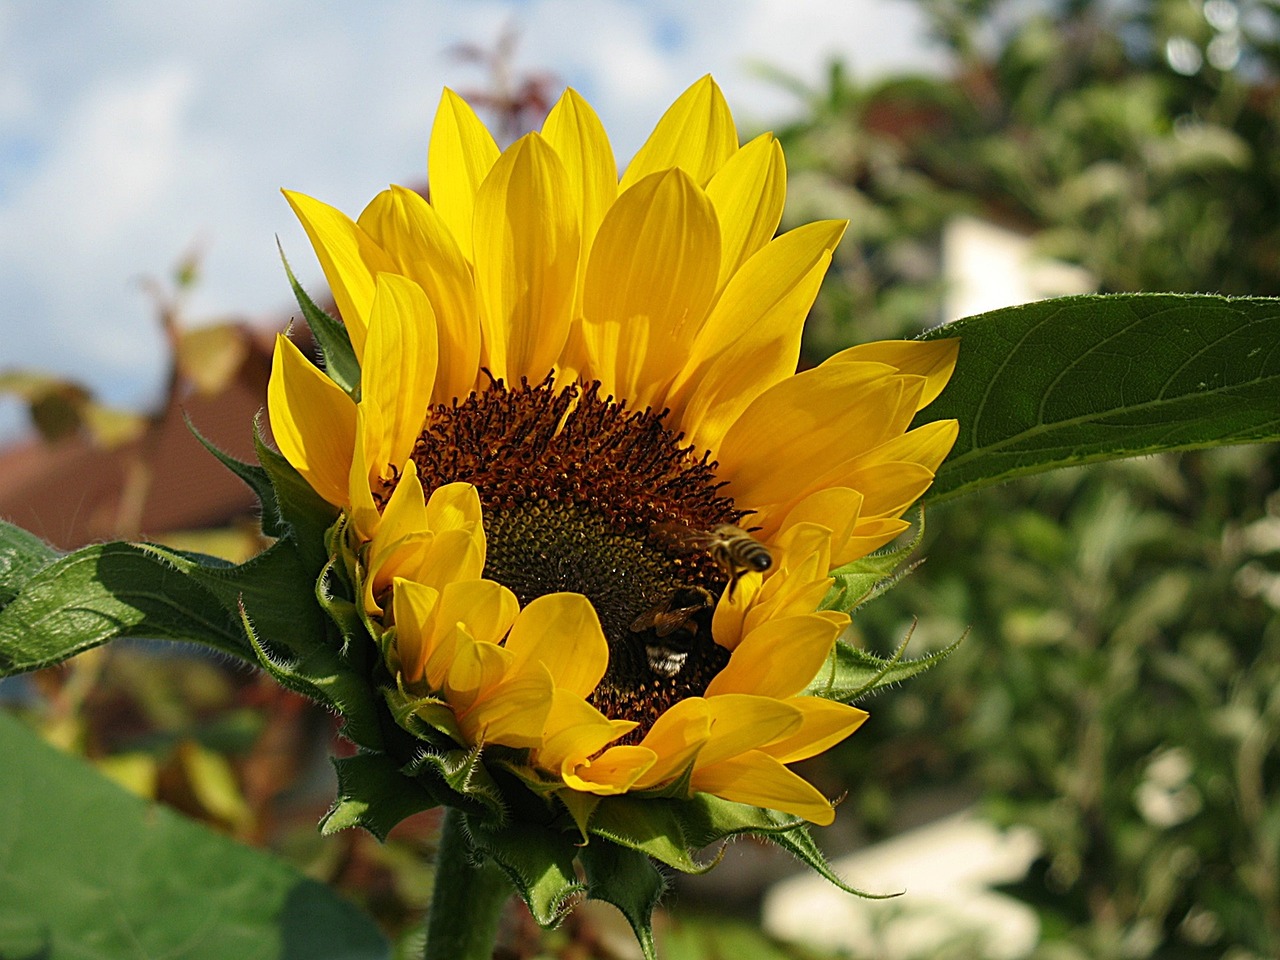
407;376;746;732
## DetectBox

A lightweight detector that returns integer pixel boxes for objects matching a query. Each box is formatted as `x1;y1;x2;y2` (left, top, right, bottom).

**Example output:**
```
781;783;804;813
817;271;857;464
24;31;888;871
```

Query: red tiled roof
0;328;291;551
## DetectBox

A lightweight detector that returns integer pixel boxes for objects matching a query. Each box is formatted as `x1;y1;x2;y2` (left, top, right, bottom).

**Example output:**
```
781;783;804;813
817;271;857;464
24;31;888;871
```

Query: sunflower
268;76;958;826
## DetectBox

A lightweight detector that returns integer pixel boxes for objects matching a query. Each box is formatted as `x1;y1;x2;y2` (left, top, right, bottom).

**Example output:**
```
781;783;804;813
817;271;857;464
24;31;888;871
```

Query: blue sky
0;0;939;443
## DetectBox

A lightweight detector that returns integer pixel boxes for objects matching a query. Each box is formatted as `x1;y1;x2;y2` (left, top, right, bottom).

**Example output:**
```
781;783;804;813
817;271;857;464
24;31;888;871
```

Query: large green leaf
0;712;388;960
0;539;251;675
0;520;58;607
915;294;1280;503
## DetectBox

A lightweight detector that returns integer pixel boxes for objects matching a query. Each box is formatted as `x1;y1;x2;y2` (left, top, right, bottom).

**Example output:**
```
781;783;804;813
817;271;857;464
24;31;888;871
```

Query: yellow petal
761;697;869;764
704;616;841;700
391;578;441;686
581;168;721;408
541;88;617;282
709;570;763;652
564;745;658;795
620;75;737;191
504;593;609;699
705;133;786;289
631;697;713;790
434;579;518;648
692;751;836;824
843;418;960;476
358;186;480;402
417;527;486;589
697;694;803;768
361;274;437;475
826;338;960;410
472;133;579;384
376;466;430;548
266;334;355;508
347;404;383;541
444;635;511;715
540;689;637;774
465;665;554;750
427;88;500;257
365;530;434;616
777;487;864;568
425;481;484;532
716;362;904;509
842;517;912;558
283;190;395;360
835;461;937;520
666;220;846;453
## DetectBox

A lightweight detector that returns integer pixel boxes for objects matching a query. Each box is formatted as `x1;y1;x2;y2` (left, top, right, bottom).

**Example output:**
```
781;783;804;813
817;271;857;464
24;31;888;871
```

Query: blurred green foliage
774;0;1280;956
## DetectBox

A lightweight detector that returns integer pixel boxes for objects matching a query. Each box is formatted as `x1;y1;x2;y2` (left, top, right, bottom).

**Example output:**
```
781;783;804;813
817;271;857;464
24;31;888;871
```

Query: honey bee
653;522;773;597
629;585;714;677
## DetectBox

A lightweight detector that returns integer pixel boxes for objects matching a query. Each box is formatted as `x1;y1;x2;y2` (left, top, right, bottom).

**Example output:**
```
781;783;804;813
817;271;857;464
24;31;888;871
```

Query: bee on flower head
629;585;715;677
652;522;773;598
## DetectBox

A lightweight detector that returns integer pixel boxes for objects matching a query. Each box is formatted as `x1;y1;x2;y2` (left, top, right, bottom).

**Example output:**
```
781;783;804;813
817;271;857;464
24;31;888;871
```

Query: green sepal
237;594;385;751
804;627;965;702
579;838;665;960
0;520;58;608
384;683;466;750
822;507;925;614
321;752;439;840
405;743;507;823
278;238;360;397
253;418;338;572
316;554;365;651
555;789;601;841
465;816;584;928
759;808;898;900
586;797;723;875
182;411;283;538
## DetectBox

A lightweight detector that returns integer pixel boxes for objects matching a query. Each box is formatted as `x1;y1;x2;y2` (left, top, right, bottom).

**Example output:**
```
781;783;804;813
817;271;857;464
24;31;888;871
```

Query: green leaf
322;752;438;840
0;712;388;960
0;520;58;607
579;839;664;960
915;294;1280;503
278;238;360;396
0;541;253;676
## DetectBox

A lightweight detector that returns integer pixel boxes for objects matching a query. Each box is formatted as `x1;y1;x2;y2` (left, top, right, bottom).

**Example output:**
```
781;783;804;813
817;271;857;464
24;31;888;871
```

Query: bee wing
651;521;717;554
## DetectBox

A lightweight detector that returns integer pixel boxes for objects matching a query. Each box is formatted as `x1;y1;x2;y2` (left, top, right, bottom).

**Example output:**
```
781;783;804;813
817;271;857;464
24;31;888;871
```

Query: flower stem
423;807;511;960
